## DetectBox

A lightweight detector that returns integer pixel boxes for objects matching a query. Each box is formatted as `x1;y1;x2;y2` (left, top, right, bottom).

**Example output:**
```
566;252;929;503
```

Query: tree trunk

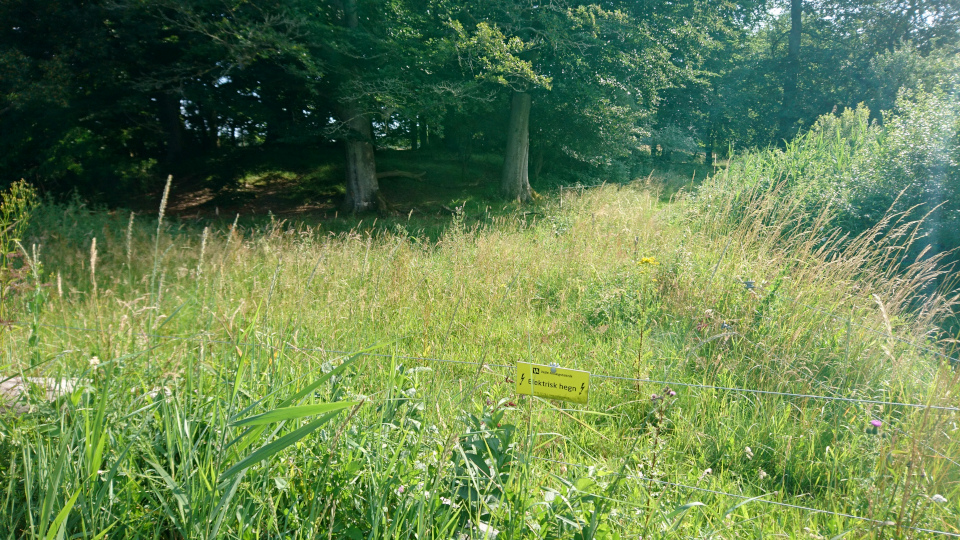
341;103;380;212
410;118;418;150
500;91;533;202
455;124;472;181
201;111;219;152
157;93;184;163
419;118;428;149
533;140;545;181
778;0;802;144
338;0;380;212
263;90;282;145
705;128;715;166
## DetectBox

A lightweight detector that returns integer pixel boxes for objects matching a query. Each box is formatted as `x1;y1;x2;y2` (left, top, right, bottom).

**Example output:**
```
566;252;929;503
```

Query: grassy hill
1;159;958;538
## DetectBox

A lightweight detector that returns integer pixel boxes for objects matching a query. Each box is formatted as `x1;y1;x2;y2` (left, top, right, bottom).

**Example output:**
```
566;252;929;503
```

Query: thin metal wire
7;320;957;412
531;456;960;537
589;373;960;412
893;426;960;469
745;280;960;365
8;323;959;534
6;321;515;370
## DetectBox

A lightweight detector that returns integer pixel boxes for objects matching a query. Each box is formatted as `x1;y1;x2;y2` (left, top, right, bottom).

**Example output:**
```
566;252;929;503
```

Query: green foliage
0;180;40;323
697;86;960;270
867;45;960;116
3;0;959;202
0;180;38;251
656;3;960;157
450;21;552;91
859;88;960;252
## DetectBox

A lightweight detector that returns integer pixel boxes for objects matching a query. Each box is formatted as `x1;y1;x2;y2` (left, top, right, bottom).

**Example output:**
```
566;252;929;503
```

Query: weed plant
0;172;958;538
695;85;960;284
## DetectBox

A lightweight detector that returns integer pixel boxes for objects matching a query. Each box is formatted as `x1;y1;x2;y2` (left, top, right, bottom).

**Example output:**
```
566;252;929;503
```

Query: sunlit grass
1;175;958;538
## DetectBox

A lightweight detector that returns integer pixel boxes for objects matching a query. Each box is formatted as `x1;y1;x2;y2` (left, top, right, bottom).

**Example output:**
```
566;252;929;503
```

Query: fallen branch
376;170;425;180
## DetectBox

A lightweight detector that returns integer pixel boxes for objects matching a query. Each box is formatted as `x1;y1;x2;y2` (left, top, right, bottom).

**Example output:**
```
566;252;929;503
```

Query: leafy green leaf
219;409;347;482
232;401;359;427
44;488;80;540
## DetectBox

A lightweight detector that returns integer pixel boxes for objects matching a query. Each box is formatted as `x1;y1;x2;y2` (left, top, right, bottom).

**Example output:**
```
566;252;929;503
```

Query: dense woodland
1;0;959;211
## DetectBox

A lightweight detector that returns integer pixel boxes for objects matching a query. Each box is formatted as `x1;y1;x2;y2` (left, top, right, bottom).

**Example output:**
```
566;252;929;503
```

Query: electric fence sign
515;362;590;405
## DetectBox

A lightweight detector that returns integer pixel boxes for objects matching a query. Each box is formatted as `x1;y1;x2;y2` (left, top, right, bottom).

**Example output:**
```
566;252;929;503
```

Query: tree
0;0;157;197
686;0;960;151
448;1;733;200
778;0;802;143
315;0;484;211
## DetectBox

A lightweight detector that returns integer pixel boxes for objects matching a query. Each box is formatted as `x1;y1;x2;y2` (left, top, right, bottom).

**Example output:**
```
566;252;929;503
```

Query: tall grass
695;86;960;285
0;170;958;538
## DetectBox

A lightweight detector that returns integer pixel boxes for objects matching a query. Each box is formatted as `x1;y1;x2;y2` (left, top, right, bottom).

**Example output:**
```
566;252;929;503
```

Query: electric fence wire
892;426;960;470
740;279;960;366
6;320;959;412
6;321;960;534
4;320;515;370
590;372;960;412
531;456;960;538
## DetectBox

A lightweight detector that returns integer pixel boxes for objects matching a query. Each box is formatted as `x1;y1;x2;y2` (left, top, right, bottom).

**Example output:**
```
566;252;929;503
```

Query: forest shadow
126;144;709;240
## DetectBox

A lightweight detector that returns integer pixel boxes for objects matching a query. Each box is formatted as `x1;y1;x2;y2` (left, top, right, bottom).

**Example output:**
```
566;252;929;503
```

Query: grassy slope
1;162;959;538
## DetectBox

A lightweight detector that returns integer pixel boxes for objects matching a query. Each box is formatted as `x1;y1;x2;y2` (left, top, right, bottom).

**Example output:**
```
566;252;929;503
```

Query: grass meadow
1;170;959;538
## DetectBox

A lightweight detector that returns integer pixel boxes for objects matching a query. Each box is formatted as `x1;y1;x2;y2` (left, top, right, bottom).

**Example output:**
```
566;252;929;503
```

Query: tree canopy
2;0;958;207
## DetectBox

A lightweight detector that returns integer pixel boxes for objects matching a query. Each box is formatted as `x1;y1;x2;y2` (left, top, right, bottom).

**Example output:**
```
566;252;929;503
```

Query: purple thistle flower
668;390;677;396
870;419;883;428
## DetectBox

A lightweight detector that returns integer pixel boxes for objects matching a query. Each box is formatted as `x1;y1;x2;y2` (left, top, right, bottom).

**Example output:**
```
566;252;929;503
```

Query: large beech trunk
500;91;533;202
337;0;380;212
342;104;380;212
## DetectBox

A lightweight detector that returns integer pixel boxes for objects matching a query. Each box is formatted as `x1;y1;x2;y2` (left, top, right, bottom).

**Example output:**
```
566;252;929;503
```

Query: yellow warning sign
516;362;590;405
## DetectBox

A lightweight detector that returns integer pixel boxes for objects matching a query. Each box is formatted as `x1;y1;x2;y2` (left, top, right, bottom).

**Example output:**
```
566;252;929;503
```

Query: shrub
696;86;960;268
0;180;40;322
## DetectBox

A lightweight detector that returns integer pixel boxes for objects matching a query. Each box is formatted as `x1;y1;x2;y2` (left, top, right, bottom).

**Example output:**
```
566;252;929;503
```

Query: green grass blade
89;522;116;540
209;473;244;539
232;401;359;427
723;493;773;518
667;501;706;530
156;301;188;332
219;409;346;483
146;460;190;515
38;446;68;538
278;351;367;407
43;487;80;540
